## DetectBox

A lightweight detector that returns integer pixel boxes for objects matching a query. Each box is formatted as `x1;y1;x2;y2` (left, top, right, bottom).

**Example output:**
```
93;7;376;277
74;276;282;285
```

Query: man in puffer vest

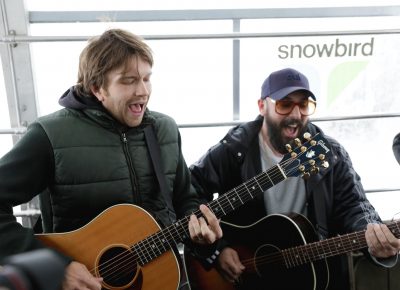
0;28;222;290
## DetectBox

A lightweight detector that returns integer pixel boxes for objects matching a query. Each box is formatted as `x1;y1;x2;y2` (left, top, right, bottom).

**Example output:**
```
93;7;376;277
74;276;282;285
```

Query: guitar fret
298;246;307;265
136;240;151;264
243;183;255;199
334;236;344;255
253;177;263;191
265;170;275;186
233;188;244;204
131;245;145;266
159;230;174;252
178;220;190;240
172;221;187;241
154;232;168;253
302;245;311;263
223;194;235;211
276;163;287;180
315;243;325;259
286;247;295;268
291;246;301;266
146;236;159;259
215;199;226;215
282;249;290;268
163;225;178;249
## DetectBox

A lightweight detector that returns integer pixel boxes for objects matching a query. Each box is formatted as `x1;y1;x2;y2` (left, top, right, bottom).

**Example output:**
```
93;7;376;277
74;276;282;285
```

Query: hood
58;86;104;111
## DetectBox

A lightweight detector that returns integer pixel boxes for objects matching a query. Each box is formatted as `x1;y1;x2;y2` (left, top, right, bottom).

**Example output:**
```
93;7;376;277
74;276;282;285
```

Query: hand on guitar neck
189;204;223;245
365;223;400;259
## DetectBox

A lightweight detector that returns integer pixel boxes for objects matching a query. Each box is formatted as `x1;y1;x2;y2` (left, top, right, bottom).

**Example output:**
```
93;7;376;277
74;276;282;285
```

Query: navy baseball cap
261;68;316;101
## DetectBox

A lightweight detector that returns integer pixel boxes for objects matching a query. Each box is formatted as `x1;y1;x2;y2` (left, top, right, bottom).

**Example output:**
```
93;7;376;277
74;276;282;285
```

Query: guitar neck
207;164;286;220
283;221;400;268
132;165;287;266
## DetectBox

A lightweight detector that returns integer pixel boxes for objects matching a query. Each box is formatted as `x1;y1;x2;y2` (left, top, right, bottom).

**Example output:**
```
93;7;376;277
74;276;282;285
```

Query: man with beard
189;68;400;290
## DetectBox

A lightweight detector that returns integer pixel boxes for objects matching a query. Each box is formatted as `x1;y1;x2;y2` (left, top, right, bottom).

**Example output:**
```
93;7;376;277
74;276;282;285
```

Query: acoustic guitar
36;132;331;290
184;213;400;290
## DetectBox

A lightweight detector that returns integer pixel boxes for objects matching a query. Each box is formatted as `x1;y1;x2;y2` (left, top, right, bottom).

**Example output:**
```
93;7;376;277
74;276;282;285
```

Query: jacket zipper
121;132;142;205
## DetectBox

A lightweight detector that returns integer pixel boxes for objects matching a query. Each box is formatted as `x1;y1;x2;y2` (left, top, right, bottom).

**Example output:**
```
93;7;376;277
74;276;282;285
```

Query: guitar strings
238;220;400;270
237;230;367;269
86;137;324;284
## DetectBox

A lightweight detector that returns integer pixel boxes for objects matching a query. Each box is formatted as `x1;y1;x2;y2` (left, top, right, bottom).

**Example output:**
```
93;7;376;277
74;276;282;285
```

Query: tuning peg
302;172;311;179
301;146;307;153
309;160;315;166
286;144;292;153
299;165;305;172
321;161;329;168
303;132;311;140
294;138;302;147
310;140;317;146
318;154;325;160
311;166;319;174
291;152;297;158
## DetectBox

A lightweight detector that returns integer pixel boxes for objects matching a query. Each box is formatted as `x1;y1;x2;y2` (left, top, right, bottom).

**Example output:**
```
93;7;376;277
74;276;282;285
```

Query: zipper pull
121;132;127;143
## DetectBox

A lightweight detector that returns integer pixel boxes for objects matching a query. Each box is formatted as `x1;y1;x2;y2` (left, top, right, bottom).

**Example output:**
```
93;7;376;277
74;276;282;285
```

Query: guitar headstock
280;132;332;179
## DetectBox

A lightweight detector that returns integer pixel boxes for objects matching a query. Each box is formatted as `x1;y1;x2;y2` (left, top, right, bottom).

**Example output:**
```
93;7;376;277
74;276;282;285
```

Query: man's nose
136;80;149;96
288;104;302;118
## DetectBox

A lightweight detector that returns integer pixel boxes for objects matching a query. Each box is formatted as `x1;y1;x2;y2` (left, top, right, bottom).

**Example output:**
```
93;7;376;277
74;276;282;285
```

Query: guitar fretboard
208;164;286;220
130;164;287;265
282;221;400;268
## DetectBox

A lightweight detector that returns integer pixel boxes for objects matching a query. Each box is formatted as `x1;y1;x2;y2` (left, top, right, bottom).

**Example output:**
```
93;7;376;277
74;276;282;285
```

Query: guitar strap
143;125;175;222
307;179;329;239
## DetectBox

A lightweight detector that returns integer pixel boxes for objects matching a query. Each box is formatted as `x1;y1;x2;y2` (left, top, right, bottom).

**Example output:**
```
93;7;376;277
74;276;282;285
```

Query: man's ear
90;85;103;102
258;98;267;114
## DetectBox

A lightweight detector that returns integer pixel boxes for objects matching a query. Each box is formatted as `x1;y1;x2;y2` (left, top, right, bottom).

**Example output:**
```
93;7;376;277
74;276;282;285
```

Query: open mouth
129;103;144;114
283;123;299;139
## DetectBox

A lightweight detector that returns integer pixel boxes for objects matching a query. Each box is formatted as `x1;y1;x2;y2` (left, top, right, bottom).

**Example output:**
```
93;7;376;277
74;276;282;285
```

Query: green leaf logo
327;61;368;106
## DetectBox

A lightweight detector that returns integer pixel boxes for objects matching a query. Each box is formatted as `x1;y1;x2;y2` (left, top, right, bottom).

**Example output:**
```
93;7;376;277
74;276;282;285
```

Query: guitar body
184;213;329;290
36;204;180;290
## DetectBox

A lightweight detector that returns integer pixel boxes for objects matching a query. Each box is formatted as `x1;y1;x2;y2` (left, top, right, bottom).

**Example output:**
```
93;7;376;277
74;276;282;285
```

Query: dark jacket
0;87;199;259
393;132;400;165
190;115;382;290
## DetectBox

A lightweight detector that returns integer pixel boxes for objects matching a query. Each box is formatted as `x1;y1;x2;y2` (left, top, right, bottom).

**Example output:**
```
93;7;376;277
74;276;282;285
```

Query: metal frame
0;0;38;132
28;6;400;23
0;0;40;227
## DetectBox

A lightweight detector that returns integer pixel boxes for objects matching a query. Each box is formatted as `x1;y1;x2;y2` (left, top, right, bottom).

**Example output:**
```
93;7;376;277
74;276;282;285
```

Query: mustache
281;118;303;128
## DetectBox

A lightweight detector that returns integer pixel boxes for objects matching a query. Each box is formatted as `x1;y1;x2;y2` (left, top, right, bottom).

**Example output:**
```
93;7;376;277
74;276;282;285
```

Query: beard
265;115;309;154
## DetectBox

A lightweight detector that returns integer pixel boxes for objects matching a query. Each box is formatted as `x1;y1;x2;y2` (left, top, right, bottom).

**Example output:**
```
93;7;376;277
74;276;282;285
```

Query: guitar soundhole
98;246;138;288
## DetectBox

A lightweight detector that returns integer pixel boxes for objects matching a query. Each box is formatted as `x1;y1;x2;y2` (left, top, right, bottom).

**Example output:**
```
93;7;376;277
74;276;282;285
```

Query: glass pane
180;126;235;166
316;117;400;190
30;21;233;122
240;34;400;120
367;191;400;221
148;38;232;123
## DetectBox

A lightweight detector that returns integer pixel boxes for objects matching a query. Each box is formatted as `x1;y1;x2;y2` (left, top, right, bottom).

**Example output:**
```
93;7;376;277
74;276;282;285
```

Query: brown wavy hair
76;28;153;97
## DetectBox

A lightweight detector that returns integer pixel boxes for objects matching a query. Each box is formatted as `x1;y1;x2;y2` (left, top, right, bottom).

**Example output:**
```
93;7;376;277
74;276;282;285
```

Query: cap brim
269;86;316;101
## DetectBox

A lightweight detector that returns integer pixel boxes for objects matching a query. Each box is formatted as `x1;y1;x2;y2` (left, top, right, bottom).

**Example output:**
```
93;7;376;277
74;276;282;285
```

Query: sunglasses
269;97;316;116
